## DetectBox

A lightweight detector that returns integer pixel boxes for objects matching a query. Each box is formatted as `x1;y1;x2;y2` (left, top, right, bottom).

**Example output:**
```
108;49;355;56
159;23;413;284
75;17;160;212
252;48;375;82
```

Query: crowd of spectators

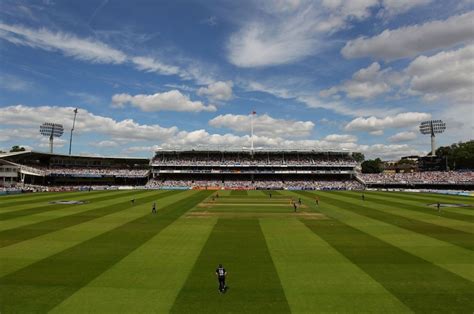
1;184;49;193
358;171;474;184
0;184;143;193
152;155;357;167
19;165;47;176
146;179;364;190
45;167;149;177
17;165;150;177
0;186;22;193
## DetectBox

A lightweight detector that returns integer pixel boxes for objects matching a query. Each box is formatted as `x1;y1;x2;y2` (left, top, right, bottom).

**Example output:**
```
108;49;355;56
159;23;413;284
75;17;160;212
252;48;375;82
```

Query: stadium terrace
0;149;473;192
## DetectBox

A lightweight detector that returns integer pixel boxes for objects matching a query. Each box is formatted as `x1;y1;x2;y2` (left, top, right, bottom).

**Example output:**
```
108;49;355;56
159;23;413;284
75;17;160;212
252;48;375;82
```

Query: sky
0;0;473;159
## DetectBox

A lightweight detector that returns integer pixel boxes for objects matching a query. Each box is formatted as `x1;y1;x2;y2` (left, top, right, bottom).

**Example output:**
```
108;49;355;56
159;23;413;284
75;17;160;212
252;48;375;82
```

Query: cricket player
152;202;157;214
215;264;227;293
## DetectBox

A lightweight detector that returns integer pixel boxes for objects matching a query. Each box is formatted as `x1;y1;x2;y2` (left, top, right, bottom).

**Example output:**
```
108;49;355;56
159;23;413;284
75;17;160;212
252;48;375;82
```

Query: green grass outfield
0;189;473;313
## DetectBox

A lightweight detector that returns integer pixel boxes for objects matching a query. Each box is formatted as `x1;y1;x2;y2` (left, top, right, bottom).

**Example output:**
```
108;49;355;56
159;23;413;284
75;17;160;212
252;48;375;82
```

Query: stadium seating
358;171;474;184
2;150;472;191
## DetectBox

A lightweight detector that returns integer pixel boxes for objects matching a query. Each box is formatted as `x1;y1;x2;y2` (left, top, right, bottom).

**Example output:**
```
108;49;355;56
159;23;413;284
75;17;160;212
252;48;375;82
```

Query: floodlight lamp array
419;120;446;135
431;120;446;134
40;122;64;137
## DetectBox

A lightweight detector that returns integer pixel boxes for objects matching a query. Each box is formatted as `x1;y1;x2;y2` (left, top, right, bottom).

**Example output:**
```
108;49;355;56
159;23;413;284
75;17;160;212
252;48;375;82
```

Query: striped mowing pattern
0;189;472;313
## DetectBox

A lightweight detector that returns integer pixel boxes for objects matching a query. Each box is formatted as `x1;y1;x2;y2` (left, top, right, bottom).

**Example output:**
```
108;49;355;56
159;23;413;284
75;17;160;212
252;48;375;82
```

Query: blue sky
0;0;472;159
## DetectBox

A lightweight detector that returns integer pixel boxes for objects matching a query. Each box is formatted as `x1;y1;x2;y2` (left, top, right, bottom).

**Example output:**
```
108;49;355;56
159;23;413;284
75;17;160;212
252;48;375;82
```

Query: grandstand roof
154;148;353;154
0;150;149;162
0;159;19;167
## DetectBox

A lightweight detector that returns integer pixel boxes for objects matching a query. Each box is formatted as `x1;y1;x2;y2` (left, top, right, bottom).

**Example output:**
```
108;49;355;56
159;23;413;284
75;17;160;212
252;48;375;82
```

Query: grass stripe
364;191;474;218
302;218;474;313
384;191;474;204
0;191;83;200
0;190;212;313
0;190;113;209
0;190;146;232
259;190;283;196
0;190;187;278
0;190;135;221
230;190;248;196
381;192;474;216
215;199;290;204
340;191;474;234
170;218;291;314
320;191;474;251
0;190;172;248
295;191;474;282
260;218;410;313
0;191;126;215
50;217;217;313
0;192;56;200
361;191;474;222
0;191;89;205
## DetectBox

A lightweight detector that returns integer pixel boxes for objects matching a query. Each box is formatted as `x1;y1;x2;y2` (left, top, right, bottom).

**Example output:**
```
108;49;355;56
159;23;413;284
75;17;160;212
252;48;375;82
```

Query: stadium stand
150;149;360;190
0;159;19;187
0;151;150;187
358;171;474;190
1;149;472;191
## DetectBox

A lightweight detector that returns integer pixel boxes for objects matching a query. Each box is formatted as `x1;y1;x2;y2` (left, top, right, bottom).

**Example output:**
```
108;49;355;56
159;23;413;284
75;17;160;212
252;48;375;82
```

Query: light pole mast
430;121;436;156
250;110;256;154
69;108;78;155
49;124;55;154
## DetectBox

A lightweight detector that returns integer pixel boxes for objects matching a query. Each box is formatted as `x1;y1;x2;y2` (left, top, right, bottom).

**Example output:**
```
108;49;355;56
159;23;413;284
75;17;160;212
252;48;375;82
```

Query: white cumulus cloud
323;134;358;143
342;11;474;60
0;105;424;159
209;113;314;137
0;105;178;142
345;112;432;132
388;131;418;143
227;0;431;67
111;90;217;112
197;81;233;101
91;140;119;148
405;44;474;104
320;62;395;99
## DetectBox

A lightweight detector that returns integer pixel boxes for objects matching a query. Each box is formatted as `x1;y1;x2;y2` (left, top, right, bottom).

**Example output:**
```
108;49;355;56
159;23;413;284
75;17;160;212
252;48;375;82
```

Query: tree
10;145;26;152
352;152;365;163
436;140;474;170
361;158;384;173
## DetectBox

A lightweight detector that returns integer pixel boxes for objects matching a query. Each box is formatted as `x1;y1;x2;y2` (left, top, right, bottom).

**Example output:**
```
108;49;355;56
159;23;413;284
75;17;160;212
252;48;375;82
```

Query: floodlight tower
250;110;256;154
40;122;64;154
68;108;78;155
419;120;446;155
